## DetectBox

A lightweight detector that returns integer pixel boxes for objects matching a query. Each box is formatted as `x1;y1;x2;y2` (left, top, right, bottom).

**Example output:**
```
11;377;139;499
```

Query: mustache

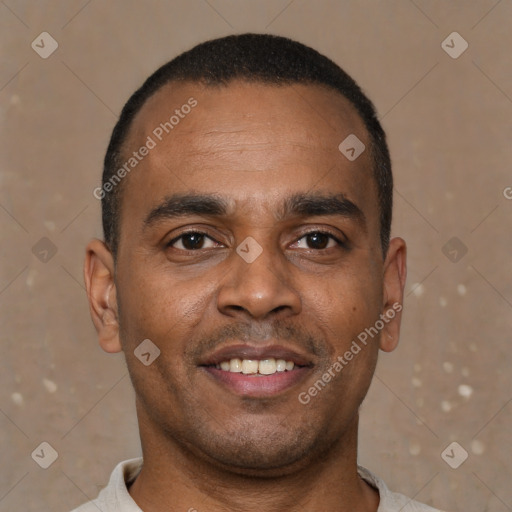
186;319;331;362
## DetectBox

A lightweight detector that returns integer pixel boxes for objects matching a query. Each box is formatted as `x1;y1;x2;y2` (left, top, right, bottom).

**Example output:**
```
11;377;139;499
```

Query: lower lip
201;367;311;397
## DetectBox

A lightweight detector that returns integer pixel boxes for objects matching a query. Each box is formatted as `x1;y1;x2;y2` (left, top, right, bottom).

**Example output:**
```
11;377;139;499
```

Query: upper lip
199;344;314;367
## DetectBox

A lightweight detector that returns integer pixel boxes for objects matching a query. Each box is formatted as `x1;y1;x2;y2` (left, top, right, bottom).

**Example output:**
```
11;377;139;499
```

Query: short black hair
101;33;392;257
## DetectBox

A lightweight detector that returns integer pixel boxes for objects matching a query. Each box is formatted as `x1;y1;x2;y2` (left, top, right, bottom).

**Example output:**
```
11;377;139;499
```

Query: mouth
211;357;297;375
199;344;314;397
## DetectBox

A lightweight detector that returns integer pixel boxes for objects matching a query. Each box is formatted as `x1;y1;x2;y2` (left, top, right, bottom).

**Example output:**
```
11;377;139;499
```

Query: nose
217;239;302;321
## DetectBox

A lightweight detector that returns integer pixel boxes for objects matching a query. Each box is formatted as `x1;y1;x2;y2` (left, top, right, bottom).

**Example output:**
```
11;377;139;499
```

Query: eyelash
166;229;346;251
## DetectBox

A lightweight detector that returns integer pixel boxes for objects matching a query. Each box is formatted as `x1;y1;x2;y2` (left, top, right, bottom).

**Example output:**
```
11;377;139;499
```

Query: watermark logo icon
338;134;365;161
32;237;58;263
442;236;468;263
31;441;58;469
134;339;161;366
441;32;468;59
441;441;468;469
236;236;263;263
31;32;59;59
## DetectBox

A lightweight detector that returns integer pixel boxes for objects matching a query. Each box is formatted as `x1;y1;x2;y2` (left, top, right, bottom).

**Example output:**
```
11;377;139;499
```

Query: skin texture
84;81;407;512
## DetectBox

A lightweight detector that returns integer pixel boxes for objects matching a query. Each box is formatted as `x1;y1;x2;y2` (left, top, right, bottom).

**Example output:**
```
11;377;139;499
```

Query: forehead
118;80;378;239
127;80;367;157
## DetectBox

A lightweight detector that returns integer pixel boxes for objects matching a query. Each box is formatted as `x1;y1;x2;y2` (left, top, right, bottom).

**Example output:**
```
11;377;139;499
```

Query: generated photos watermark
93;97;198;200
298;302;402;405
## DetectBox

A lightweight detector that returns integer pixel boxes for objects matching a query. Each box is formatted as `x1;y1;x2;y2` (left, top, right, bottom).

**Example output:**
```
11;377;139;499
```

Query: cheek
116;261;212;353
115;266;213;410
307;263;382;340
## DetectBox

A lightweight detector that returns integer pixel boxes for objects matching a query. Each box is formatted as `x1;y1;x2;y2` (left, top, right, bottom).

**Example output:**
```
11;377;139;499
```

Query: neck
128;405;379;512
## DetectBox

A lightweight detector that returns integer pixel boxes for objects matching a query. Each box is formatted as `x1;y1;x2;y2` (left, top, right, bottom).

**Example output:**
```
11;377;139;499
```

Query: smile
214;357;296;376
199;346;313;397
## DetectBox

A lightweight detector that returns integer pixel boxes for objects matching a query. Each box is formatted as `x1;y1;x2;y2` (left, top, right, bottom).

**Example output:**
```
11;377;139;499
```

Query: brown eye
168;232;218;250
305;232;330;249
293;231;340;250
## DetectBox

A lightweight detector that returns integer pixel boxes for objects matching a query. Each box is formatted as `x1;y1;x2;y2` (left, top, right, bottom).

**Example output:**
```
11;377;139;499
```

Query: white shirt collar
72;457;444;512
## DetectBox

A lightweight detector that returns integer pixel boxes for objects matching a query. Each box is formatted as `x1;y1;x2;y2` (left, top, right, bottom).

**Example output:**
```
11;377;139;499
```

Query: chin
186;421;324;477
207;447;312;477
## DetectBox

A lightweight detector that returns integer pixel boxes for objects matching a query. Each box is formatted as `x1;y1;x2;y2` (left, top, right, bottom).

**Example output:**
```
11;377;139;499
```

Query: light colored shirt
70;458;445;512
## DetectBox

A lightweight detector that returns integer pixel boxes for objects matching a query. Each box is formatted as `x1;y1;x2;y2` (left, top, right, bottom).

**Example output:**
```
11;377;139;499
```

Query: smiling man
75;34;443;512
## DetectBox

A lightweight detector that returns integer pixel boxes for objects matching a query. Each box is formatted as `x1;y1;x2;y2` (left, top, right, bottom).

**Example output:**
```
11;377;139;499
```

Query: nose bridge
217;235;301;319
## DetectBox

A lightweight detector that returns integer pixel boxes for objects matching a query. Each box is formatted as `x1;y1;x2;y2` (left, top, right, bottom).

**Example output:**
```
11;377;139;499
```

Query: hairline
109;78;386;259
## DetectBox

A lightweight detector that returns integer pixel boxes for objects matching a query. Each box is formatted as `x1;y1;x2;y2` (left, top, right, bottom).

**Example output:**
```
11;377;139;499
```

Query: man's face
90;81;405;475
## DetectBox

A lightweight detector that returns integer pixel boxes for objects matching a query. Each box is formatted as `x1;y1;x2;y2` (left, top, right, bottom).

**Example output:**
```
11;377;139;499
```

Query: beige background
1;1;511;511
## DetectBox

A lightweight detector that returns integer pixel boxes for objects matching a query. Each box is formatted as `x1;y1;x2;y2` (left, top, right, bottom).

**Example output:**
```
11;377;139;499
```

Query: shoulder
69;501;102;512
357;466;447;512
68;458;144;512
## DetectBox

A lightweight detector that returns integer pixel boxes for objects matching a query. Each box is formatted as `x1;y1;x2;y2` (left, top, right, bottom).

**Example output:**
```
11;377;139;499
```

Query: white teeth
241;359;259;374
276;359;287;372
230;358;242;372
217;358;296;375
258;358;277;375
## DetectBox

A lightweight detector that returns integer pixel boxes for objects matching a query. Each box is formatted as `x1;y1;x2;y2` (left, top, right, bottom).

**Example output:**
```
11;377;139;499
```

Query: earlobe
84;239;123;353
379;237;407;353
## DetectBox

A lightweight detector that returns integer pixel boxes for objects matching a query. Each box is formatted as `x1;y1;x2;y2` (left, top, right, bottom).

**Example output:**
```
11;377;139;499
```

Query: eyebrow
144;193;229;228
143;192;366;231
279;192;367;231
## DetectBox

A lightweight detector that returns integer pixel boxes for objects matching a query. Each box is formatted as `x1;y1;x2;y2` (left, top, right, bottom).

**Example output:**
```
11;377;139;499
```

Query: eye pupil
307;232;329;249
182;233;204;250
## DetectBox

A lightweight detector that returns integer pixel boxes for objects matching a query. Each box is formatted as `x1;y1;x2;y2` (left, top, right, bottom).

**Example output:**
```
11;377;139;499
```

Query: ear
83;239;122;353
379;237;407;353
